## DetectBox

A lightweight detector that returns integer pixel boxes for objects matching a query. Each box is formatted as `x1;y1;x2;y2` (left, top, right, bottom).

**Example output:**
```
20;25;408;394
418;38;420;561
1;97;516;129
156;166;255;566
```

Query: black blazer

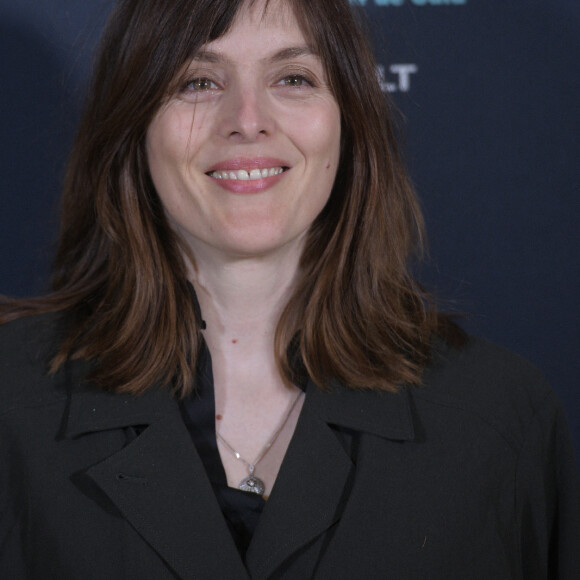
1;314;579;579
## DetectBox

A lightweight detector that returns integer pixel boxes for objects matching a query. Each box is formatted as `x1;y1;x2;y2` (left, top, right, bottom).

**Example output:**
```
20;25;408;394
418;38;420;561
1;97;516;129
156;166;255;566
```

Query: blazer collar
305;378;415;441
65;360;414;443
63;360;175;439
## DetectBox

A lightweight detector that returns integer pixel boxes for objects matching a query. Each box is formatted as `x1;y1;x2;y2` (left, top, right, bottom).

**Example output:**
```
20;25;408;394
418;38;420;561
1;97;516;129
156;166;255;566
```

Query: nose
220;80;275;141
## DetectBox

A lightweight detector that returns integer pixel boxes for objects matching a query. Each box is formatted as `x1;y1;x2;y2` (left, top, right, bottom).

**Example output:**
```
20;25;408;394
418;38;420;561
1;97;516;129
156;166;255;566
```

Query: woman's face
146;0;341;261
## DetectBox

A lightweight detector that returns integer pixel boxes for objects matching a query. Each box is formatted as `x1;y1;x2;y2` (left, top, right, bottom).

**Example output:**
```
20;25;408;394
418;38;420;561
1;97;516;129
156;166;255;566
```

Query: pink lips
206;157;289;194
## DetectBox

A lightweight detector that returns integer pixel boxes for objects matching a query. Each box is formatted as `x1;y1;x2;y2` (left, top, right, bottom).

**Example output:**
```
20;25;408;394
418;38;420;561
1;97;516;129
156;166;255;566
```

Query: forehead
233;0;298;30
197;0;314;58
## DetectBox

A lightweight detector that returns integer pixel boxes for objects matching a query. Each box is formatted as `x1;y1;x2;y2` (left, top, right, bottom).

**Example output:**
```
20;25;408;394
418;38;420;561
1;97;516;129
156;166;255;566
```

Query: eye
279;74;313;88
184;77;218;92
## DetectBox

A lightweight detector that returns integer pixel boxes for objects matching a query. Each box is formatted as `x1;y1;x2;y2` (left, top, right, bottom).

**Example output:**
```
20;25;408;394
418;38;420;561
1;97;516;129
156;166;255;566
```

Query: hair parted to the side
0;0;462;396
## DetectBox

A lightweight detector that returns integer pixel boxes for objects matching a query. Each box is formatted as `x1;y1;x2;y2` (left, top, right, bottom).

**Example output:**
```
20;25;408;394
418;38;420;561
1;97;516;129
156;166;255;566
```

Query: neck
188;241;302;353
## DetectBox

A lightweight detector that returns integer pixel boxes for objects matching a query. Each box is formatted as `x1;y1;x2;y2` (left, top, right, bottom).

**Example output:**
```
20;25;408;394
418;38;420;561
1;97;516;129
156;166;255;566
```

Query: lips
208;167;285;181
205;157;290;192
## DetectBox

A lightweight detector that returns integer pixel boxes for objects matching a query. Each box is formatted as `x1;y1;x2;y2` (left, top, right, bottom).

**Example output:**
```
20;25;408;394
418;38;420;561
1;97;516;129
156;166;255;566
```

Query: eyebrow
192;45;317;65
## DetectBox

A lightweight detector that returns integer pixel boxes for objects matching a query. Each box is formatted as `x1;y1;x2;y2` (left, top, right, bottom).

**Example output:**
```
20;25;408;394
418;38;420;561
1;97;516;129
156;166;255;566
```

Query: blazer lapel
245;401;353;579
246;379;415;579
65;377;249;580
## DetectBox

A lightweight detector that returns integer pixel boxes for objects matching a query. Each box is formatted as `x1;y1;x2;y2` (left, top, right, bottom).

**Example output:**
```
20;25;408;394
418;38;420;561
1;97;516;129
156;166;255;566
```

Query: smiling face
146;0;341;262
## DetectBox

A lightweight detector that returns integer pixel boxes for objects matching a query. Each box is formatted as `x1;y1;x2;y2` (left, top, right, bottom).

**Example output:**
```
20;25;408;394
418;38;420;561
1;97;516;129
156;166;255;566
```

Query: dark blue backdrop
1;0;579;461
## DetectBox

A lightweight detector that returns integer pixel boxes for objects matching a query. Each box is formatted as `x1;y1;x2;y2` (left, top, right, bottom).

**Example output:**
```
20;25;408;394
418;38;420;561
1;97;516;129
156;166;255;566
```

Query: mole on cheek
216;414;223;421
232;339;238;344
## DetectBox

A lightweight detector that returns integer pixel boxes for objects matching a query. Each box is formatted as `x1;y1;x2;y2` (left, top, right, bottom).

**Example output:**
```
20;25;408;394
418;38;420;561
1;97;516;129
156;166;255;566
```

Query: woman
1;0;578;578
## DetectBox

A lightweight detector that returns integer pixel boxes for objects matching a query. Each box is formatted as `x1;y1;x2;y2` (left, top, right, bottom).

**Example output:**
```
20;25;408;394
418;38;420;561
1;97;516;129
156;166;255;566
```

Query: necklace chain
216;390;303;495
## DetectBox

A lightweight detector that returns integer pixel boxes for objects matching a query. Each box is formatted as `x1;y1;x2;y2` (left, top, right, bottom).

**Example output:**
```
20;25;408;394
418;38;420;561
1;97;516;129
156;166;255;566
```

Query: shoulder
414;335;558;450
0;312;64;368
0;313;68;413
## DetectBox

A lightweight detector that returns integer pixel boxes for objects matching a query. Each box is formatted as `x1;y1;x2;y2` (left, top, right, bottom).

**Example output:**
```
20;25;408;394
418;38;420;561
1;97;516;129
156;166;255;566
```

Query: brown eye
187;78;217;91
282;75;311;88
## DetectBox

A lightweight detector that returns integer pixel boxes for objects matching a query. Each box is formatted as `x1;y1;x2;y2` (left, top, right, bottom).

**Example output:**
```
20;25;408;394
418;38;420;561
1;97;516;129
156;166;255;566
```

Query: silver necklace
216;391;303;496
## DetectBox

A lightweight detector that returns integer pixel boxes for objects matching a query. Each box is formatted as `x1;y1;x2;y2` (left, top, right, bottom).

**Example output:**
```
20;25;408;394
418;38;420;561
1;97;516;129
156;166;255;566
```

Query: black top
179;342;266;558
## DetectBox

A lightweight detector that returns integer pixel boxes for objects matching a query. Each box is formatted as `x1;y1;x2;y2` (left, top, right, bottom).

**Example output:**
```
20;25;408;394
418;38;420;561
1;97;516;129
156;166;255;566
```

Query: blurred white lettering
377;64;418;93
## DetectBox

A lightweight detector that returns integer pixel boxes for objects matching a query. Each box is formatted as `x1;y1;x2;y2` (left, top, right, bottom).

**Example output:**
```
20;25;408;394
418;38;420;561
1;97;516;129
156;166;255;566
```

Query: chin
214;228;306;260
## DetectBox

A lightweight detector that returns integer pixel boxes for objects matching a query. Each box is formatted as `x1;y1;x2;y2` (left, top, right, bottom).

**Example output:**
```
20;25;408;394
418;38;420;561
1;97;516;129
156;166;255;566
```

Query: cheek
147;106;207;170
306;106;341;166
147;118;178;184
147;120;203;208
146;139;188;225
303;114;341;211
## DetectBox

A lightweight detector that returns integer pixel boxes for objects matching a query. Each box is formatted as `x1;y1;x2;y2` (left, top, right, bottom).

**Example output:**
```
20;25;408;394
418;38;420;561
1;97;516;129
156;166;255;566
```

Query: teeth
209;167;285;180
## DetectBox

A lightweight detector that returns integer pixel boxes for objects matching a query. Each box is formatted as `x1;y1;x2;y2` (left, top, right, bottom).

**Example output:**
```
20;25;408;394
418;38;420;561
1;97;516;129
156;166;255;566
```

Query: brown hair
0;0;461;396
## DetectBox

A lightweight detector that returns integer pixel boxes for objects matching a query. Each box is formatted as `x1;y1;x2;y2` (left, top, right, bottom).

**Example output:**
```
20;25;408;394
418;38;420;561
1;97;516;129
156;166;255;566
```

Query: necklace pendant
239;475;265;496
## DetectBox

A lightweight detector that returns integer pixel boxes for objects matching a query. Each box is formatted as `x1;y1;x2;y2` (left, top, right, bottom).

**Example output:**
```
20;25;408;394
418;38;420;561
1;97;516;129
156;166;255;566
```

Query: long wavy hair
0;0;461;396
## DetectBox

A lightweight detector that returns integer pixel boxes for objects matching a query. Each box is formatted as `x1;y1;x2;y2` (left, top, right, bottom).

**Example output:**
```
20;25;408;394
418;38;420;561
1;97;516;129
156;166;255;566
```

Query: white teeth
209;167;285;180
